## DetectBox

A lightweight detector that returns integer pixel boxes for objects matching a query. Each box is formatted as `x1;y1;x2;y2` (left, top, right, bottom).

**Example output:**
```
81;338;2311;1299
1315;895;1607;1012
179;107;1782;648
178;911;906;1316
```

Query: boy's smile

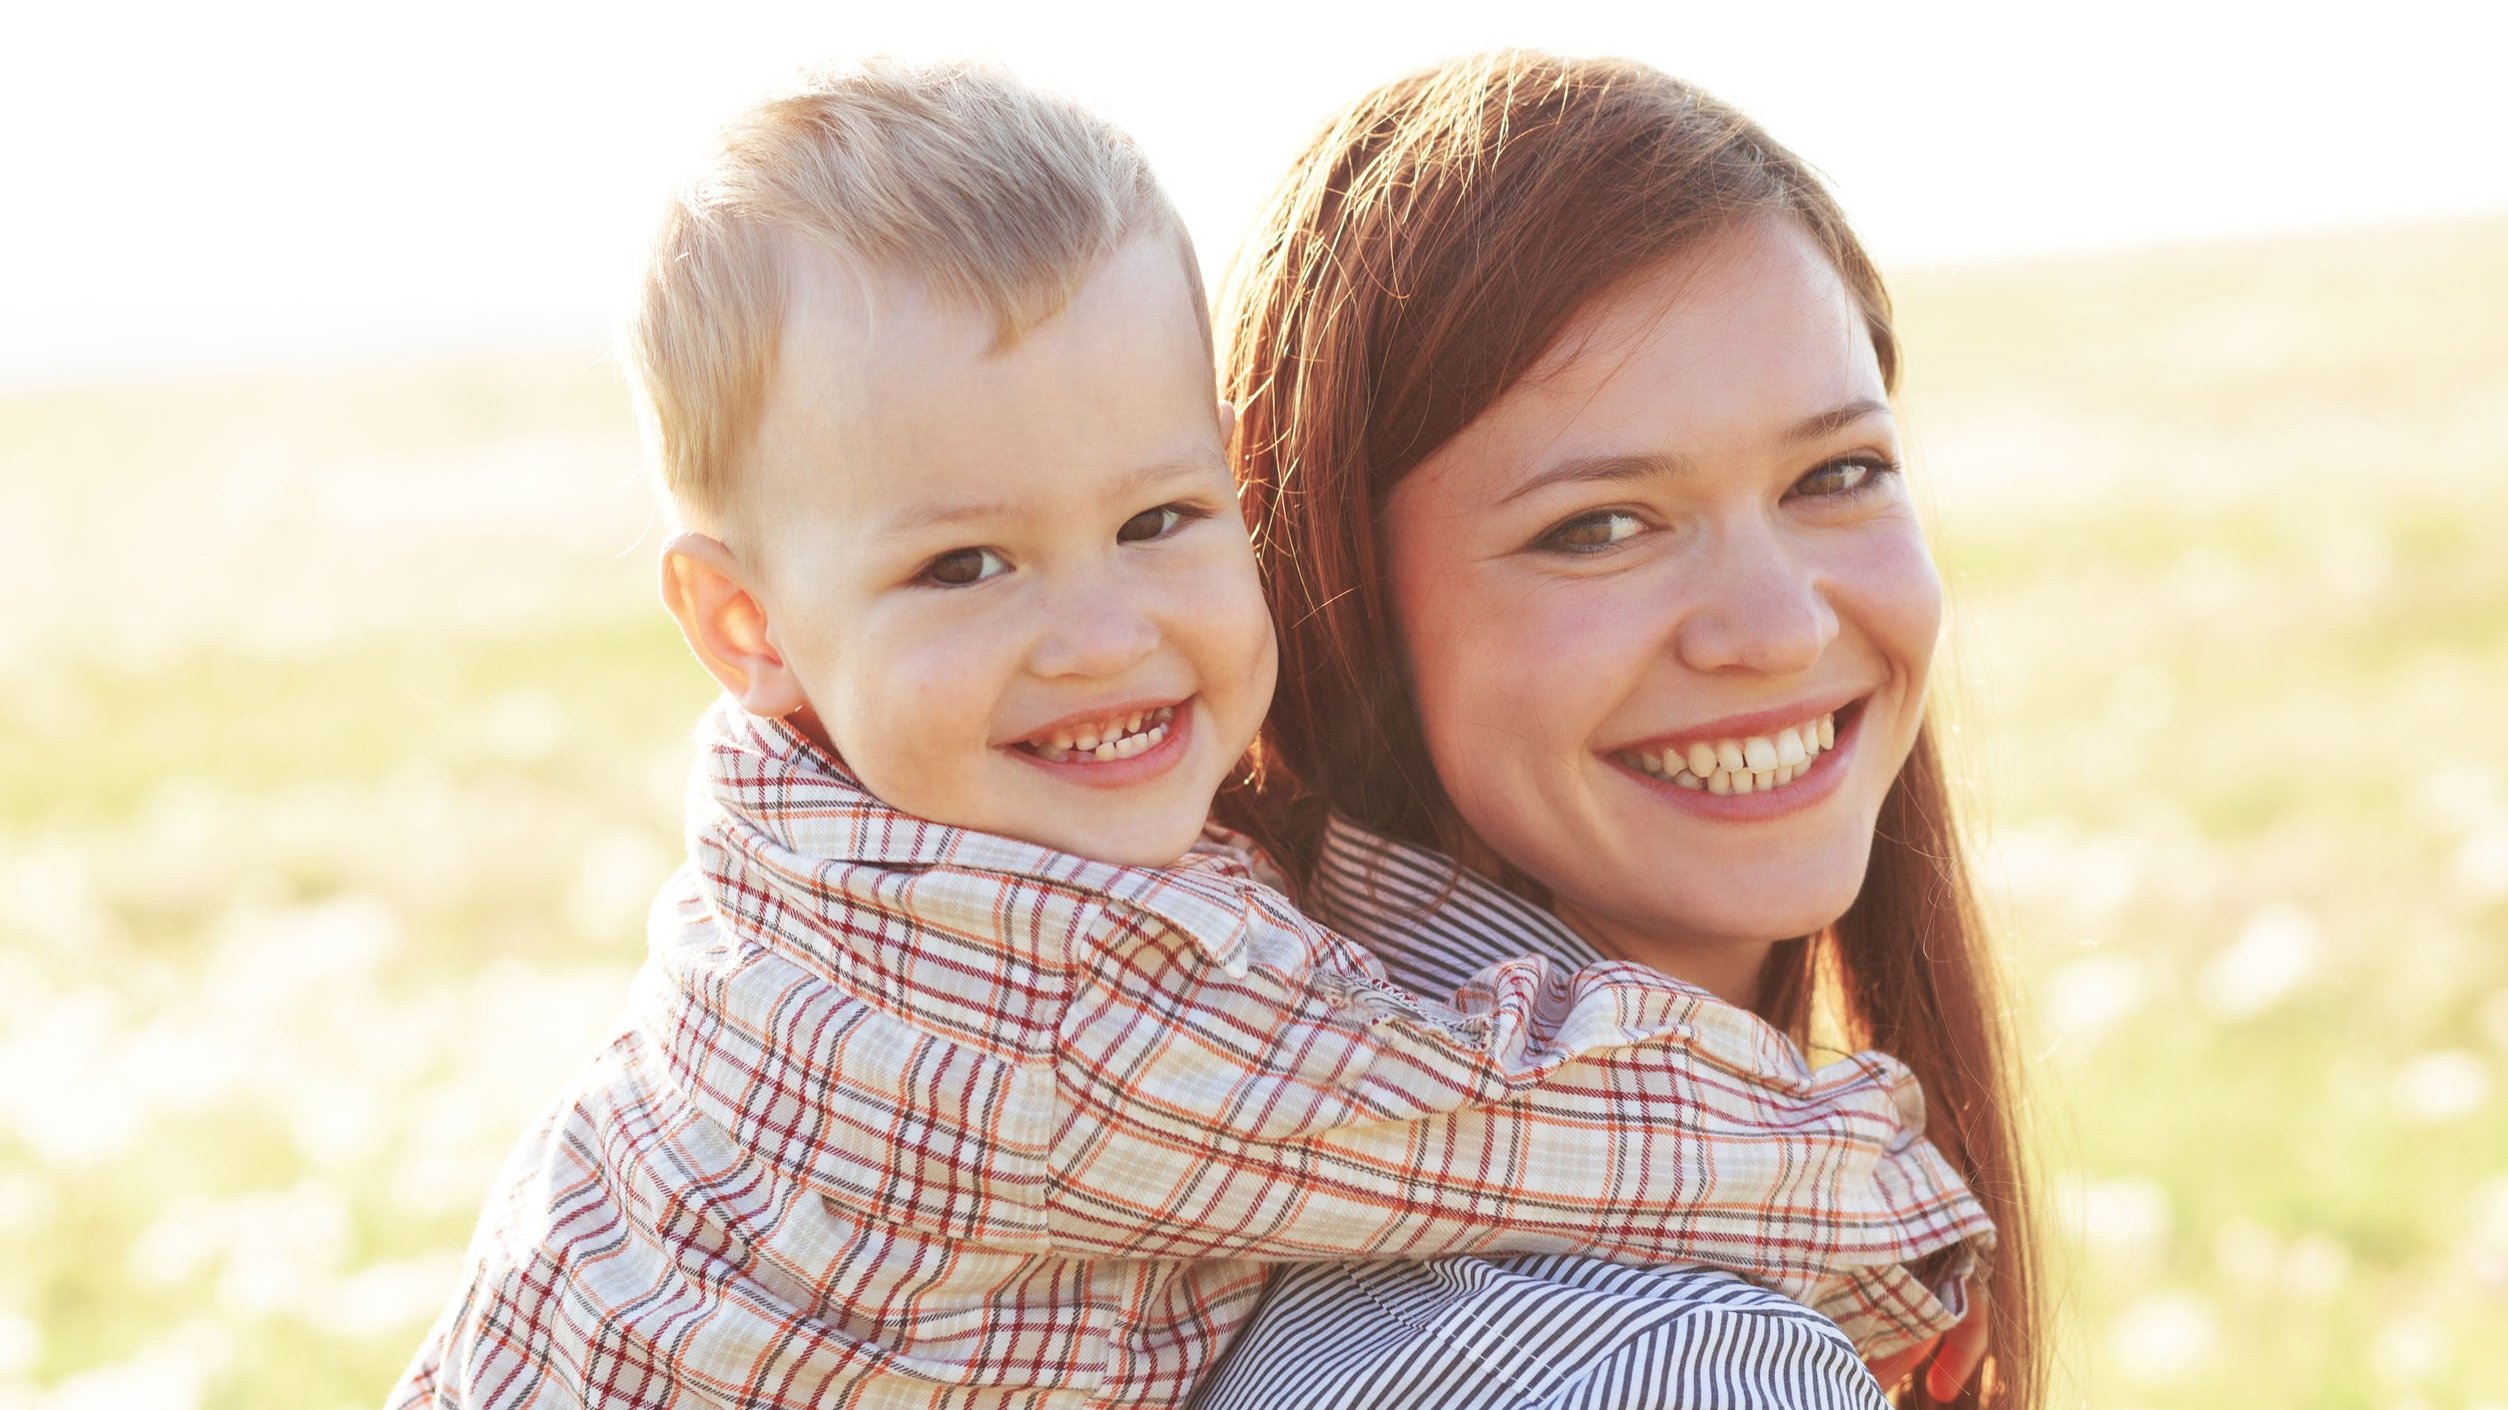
694;230;1276;866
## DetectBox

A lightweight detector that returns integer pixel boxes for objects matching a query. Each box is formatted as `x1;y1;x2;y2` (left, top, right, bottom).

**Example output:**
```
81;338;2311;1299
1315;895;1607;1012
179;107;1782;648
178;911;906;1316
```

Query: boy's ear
659;532;811;720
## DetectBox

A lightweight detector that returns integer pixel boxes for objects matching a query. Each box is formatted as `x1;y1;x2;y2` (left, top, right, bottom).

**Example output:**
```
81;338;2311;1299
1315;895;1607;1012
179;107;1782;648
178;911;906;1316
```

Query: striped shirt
389;703;1986;1409
1195;818;1930;1409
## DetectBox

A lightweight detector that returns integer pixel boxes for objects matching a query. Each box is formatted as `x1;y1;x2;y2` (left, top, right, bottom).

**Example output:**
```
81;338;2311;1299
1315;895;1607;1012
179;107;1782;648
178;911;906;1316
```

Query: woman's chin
1614;854;1868;953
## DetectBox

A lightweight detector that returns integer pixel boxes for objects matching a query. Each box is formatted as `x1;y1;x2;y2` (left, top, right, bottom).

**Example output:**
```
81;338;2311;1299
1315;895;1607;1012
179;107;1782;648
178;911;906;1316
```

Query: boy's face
734;233;1276;866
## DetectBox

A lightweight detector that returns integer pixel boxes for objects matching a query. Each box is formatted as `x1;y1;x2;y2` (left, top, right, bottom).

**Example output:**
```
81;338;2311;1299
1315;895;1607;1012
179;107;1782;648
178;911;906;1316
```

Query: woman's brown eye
1543;510;1642;553
1802;464;1868;496
1793;457;1901;500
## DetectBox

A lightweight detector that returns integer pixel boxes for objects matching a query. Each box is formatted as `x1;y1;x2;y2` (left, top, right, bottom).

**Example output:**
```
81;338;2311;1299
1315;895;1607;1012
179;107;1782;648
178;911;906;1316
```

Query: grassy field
3;215;2504;1409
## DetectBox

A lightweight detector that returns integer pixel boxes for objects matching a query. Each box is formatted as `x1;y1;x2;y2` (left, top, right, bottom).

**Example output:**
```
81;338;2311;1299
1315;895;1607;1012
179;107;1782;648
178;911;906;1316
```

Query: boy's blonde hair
626;59;1206;528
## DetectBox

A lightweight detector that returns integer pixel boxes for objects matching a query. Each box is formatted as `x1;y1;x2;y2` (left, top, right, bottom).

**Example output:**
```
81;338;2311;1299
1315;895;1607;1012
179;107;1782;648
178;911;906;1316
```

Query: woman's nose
1674;526;1838;677
1027;573;1162;680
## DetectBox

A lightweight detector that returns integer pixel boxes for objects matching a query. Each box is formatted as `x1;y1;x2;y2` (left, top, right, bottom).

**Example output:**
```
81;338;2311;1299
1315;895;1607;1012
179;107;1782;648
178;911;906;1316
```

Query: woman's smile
1606;697;1866;817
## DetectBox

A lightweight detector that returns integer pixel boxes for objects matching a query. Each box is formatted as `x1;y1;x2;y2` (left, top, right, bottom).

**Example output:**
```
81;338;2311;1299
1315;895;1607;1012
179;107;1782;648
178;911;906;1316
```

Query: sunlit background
5;2;2506;1406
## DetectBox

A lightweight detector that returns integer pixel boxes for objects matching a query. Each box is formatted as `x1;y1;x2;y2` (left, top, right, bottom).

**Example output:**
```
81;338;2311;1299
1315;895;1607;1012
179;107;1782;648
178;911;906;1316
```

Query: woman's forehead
1428;219;1888;495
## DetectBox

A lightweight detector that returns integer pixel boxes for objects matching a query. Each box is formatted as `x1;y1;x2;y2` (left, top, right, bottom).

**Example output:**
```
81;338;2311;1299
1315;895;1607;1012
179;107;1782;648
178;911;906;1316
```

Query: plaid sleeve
1040;895;1991;1356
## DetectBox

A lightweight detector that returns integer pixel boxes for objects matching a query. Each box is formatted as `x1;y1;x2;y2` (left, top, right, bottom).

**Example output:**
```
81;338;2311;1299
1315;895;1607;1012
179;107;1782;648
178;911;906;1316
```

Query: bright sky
6;0;2502;383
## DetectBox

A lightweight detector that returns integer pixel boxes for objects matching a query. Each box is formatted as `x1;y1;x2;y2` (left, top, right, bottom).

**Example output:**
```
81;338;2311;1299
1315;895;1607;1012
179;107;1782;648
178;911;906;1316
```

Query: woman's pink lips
1605;690;1870;758
1006;699;1193;790
1606;703;1861;821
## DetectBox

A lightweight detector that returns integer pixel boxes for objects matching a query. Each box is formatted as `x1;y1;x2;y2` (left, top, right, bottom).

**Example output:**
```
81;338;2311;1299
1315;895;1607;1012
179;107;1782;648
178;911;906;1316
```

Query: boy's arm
1041;897;1991;1357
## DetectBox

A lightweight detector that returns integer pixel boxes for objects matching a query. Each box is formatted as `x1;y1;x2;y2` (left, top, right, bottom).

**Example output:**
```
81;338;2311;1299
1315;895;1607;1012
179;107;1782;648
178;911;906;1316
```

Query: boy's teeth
1028;705;1178;762
1618;712;1840;797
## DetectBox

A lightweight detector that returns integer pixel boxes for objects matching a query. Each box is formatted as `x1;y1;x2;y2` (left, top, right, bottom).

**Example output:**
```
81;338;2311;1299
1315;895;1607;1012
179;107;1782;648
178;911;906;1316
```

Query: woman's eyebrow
1498;398;1893;507
1497;451;1688;507
1786;397;1893;443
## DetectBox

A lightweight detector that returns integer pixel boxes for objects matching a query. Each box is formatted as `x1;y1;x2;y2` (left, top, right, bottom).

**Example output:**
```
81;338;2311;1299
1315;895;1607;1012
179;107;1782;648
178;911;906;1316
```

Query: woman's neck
1433;826;1781;1012
1549;898;1778;1012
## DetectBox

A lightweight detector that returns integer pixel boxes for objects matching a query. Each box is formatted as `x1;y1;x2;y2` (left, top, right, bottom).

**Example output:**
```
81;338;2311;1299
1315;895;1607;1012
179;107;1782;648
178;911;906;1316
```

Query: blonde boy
391;61;1989;1409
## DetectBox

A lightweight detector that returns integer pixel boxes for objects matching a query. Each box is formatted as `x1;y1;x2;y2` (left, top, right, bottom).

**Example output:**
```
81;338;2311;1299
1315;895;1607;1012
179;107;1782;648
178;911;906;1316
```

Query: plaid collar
698;700;1267;962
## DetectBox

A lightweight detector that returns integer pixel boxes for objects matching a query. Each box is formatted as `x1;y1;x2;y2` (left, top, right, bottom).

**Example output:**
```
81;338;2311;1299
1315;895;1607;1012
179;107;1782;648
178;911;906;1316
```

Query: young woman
1199;53;2046;1409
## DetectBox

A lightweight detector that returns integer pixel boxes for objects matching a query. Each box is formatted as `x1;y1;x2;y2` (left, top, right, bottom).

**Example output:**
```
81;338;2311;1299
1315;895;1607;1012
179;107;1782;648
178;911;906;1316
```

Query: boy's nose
1027;586;1161;680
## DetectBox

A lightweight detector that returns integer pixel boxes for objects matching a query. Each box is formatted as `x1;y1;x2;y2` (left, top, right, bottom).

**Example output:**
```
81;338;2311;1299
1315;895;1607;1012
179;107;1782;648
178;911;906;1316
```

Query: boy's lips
1007;699;1193;788
1009;698;1187;755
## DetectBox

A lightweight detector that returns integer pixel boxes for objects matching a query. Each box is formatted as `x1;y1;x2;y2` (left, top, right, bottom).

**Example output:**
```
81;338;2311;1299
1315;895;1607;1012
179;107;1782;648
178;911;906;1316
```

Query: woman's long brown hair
1213;52;2046;1409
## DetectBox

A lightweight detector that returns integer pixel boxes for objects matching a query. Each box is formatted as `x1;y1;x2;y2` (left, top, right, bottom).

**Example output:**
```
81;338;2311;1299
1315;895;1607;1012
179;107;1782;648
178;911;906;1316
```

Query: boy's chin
1018;812;1203;869
977;788;1206;867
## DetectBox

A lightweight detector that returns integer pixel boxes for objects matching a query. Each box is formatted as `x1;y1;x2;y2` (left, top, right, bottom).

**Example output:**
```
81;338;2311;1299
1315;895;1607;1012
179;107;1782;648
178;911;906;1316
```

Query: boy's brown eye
1117;505;1186;543
918;546;1008;587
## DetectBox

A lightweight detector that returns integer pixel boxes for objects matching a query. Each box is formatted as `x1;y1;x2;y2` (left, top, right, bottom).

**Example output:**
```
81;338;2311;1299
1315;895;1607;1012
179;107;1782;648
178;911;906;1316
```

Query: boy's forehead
745;251;986;506
746;234;1220;531
775;245;991;394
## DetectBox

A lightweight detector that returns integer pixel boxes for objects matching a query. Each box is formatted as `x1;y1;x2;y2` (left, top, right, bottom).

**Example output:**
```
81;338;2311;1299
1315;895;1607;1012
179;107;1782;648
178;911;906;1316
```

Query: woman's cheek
1841;517;1944;687
1424;573;1619;777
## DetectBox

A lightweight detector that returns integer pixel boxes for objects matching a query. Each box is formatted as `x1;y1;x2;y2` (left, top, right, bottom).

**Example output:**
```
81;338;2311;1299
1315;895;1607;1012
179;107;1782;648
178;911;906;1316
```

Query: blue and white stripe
1192;818;1891;1410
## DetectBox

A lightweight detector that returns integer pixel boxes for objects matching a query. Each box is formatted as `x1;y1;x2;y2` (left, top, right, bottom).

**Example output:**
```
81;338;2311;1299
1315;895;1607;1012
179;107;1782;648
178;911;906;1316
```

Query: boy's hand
1864;1285;1990;1403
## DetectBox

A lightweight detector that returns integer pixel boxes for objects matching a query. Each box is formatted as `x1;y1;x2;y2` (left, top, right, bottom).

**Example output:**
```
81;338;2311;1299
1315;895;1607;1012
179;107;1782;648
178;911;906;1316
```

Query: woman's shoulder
1196;1255;1887;1410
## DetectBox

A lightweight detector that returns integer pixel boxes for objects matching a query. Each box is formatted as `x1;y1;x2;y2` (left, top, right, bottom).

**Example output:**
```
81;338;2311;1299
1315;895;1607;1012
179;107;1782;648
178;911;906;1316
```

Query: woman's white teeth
1619;713;1838;796
1029;706;1175;762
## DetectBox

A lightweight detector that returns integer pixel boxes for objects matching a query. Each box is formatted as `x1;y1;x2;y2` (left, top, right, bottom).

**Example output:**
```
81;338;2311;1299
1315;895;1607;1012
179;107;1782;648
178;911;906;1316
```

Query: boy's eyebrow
879;455;1225;536
884;496;1019;534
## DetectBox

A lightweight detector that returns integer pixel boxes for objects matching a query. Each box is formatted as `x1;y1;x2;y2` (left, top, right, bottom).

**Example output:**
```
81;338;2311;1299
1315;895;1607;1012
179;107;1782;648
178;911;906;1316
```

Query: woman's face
1383;215;1941;987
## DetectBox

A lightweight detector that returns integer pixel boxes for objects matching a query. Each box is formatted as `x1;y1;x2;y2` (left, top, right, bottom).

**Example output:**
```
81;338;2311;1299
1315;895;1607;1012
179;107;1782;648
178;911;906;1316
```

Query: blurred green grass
3;217;2505;1408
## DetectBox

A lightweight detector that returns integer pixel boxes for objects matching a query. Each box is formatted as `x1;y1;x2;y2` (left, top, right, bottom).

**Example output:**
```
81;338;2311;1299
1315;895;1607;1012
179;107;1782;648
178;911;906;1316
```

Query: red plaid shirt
391;703;1990;1408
